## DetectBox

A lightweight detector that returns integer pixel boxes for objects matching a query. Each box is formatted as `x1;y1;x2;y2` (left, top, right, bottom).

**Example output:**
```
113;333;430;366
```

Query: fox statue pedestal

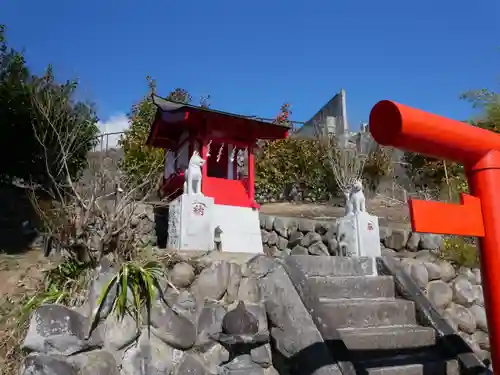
167;194;215;251
336;181;380;275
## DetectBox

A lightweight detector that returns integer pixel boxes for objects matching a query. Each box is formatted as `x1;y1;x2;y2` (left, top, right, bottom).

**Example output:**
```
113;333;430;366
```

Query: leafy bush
255;137;337;201
439;236;479;268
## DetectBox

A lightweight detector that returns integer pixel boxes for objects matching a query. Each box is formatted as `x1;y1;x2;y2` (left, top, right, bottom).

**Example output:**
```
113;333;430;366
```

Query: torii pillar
370;100;500;371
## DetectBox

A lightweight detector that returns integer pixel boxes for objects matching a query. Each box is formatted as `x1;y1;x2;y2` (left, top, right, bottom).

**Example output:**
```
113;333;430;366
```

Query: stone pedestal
167;194;215;251
337;212;381;274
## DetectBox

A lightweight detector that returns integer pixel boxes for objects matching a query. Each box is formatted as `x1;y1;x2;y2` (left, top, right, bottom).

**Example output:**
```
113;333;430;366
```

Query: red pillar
201;140;208;185
247;145;255;203
467;150;500;372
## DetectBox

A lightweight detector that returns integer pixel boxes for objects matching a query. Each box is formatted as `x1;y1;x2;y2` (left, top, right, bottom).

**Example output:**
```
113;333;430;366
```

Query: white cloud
97;114;129;149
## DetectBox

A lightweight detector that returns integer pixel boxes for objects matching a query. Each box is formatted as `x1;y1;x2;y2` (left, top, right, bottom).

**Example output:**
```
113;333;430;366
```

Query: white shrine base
337;211;381;276
167;194;263;254
212;204;263;254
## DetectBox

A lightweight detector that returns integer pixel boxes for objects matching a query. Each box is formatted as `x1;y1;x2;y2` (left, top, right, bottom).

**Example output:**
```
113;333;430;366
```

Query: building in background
294;89;349;146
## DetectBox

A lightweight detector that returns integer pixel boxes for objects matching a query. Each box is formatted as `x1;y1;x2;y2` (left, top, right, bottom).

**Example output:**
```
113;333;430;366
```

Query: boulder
191;261;230;301
170;262;195;288
22;304;99;356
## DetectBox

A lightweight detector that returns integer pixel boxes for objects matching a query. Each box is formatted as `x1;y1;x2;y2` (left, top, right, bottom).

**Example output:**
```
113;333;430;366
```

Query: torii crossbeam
370;100;500;371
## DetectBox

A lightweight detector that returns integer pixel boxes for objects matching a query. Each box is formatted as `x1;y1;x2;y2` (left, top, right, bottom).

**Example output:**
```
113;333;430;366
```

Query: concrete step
320;298;416;328
291;255;375;277
338;326;435;350
309;275;395;299
364;360;459;375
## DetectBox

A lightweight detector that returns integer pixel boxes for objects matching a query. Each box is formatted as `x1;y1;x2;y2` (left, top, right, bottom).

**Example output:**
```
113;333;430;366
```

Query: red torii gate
369;100;500;371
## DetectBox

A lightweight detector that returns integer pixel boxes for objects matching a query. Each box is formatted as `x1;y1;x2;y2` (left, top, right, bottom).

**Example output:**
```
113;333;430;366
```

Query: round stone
170;262;195;288
222;301;259;335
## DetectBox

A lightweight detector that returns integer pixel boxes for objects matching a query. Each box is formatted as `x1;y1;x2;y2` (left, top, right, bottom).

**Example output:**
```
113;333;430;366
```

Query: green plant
22;258;91;316
88;260;165;337
439;236;480;268
255;137;337;201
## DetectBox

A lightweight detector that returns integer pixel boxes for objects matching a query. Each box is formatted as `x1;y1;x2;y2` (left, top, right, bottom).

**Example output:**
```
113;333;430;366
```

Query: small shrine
146;94;290;253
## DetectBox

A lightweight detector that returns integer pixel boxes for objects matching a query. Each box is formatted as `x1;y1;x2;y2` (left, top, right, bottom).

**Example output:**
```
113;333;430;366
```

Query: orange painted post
369;100;500;372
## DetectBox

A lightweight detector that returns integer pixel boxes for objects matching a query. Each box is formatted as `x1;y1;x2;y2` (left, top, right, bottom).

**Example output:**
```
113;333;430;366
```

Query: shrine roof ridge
152;94;292;130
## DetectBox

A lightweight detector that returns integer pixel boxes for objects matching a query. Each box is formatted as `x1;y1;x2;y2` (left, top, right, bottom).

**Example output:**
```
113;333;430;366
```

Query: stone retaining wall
20;252;280;375
260;213;490;366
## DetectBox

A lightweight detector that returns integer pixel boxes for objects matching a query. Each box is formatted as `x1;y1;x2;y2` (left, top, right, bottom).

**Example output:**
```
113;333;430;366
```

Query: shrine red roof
146;95;290;149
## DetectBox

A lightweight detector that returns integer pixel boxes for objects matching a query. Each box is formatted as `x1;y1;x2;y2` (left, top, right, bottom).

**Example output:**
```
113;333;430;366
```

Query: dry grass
0;250;54;375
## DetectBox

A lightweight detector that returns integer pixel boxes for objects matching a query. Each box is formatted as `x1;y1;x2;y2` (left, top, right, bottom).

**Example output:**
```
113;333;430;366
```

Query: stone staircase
293;255;460;375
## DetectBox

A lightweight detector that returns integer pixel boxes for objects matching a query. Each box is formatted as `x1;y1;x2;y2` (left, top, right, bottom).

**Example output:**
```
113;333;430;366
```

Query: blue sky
2;0;499;142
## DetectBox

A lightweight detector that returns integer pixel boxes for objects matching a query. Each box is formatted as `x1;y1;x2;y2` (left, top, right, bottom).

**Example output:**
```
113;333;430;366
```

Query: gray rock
290;245;309;255
446;303;477;334
423;262;441;280
191;261;230;301
171;290;200;322
420;234;443;250
273;218;288;238
221;354;265;375
286;219;299;237
327;238;339;255
237;277;262;303
381;248;397;257
267;232;279;246
174;353;211;375
199;343;230;373
149;299;196;349
384;229;408;250
470;303;489;332
251;344;272;368
314;222;329;235
459;267;477;285
87;264;118;320
22;304;98;356
439;260;456;282
245;302;269;336
277;236;288;250
288;231;304;247
379;226;392;242
258;259;340;374
426;280;453;309
122;329;185;375
415;250;438;262
407;262;429;289
264;215;275;231
442;309;458;331
102;312;139;351
298;219;315;233
472;268;482;284
259;214;267;229
472;330;490;350
458;331;481;353
261;230;269;244
452;277;476;306
170;262;196;288
21;354;77;375
70;350;119;375
226;263;242;304
196;302;226;350
308;242;329;256
406;232;421;251
473;285;484;307
222;301;258;335
264;367;280;375
300;232;322;247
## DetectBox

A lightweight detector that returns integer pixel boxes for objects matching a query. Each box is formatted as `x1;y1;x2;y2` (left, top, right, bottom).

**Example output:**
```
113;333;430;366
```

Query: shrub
439;236;480;268
255;137;337;202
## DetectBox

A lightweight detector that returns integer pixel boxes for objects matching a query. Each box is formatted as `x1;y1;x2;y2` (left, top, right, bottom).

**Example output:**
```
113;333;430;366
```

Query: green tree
0;25;99;189
119;78;193;187
403;87;500;199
